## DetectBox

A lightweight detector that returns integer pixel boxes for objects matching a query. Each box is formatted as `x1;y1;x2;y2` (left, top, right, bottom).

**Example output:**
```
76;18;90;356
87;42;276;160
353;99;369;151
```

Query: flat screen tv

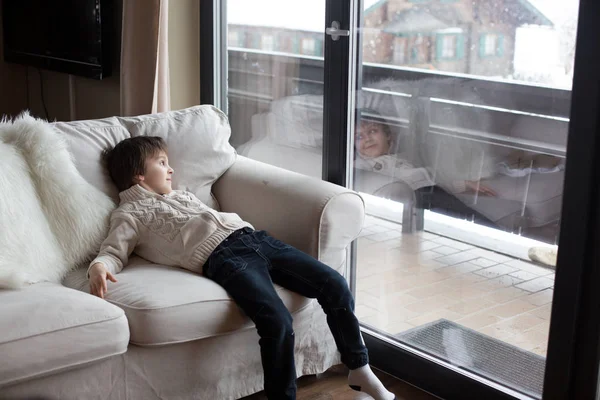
2;0;113;80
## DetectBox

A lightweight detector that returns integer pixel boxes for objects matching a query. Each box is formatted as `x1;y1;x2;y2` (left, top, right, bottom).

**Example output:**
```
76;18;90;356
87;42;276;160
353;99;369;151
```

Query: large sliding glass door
350;1;577;398
202;0;600;398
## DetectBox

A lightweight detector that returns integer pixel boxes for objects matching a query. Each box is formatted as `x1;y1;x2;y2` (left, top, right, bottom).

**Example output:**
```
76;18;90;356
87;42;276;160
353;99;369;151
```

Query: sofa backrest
52;105;236;209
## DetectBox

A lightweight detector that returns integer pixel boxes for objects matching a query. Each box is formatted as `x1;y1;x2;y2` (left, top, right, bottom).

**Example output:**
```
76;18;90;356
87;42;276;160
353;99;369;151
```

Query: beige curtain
120;0;170;116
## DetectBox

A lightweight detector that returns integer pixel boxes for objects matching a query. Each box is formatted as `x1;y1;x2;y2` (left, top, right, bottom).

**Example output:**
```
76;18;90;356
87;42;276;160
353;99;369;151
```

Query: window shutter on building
497;34;504;57
435;34;443;60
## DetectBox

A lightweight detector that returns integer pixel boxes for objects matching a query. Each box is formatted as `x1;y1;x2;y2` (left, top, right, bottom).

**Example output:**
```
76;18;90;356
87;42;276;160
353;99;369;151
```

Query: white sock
348;364;395;400
528;246;558;267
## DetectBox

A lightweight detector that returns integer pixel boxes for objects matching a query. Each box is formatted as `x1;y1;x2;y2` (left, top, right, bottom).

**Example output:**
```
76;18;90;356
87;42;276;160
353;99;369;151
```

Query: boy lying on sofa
87;136;396;400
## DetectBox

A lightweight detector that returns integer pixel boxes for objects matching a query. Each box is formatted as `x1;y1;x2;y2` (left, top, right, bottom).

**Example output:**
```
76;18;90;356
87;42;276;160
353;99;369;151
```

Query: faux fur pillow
0;113;115;289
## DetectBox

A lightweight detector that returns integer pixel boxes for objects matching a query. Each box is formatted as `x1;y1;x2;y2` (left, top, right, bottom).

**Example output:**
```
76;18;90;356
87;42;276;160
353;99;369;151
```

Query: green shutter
456;34;465;59
293;37;299;53
252;33;260;49
436;34;443;60
497;34;504;57
411;47;418;62
315;39;322;56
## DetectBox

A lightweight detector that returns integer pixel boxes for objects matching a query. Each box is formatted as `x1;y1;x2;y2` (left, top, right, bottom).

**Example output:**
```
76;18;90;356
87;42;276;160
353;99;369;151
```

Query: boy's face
355;121;391;158
137;150;174;195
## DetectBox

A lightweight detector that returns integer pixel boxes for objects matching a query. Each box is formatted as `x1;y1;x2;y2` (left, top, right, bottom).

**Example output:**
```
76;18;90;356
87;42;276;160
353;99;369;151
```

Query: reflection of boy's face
355;121;391;158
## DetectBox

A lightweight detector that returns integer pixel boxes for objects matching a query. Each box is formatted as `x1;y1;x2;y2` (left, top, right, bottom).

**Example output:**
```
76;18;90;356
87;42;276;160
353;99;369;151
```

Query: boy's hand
89;262;118;299
465;180;497;196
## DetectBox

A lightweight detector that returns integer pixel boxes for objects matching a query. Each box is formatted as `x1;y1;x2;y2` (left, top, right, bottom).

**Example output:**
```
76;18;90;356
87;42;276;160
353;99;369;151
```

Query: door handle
326;21;350;41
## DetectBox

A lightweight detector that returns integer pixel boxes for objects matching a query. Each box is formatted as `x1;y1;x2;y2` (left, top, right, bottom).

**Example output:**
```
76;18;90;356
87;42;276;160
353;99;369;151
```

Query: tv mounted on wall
2;0;114;80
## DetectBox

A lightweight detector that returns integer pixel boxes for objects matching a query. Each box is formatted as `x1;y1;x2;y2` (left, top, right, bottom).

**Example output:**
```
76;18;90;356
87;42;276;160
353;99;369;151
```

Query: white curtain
120;0;171;116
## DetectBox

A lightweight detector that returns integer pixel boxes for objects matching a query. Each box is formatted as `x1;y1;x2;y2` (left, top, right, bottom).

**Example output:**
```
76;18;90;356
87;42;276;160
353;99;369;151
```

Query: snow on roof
383;9;449;34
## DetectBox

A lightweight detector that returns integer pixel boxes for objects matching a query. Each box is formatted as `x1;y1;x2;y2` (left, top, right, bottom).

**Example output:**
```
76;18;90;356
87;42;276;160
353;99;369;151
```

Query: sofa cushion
63;257;313;346
0;283;129;387
269;95;323;149
52;105;236;209
52;116;130;202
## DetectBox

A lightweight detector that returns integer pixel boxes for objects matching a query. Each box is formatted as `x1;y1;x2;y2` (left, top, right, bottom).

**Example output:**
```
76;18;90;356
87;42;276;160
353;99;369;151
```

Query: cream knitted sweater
88;184;253;277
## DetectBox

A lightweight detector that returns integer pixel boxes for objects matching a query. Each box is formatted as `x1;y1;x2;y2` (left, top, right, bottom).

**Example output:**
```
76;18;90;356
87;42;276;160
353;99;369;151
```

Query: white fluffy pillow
0;142;66;288
0;113;115;289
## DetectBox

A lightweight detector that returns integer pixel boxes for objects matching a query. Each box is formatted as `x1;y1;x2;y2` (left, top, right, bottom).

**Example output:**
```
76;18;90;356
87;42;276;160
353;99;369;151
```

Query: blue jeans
203;228;369;400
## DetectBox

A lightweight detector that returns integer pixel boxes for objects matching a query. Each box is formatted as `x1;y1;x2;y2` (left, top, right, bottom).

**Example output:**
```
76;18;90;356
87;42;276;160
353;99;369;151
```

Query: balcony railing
228;47;569;152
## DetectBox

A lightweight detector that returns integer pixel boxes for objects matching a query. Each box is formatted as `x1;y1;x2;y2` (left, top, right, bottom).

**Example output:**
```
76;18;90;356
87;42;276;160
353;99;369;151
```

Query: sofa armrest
212;156;365;275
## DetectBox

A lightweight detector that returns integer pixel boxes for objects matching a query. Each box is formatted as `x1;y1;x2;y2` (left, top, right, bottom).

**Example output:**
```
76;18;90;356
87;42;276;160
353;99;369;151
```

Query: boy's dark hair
103;136;168;192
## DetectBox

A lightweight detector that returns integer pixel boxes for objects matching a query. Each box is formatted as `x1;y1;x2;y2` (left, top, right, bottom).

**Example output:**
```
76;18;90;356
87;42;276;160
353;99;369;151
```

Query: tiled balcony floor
356;215;555;357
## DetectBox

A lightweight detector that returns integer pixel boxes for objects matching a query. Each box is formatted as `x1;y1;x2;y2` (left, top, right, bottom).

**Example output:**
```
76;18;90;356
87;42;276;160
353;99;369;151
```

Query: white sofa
0;106;365;400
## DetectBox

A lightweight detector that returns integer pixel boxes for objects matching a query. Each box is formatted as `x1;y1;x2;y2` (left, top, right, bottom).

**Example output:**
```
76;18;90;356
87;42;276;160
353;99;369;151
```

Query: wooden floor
242;365;439;400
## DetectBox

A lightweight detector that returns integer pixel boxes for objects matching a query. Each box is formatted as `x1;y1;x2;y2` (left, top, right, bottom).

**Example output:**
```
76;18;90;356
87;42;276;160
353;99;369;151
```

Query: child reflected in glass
354;109;496;196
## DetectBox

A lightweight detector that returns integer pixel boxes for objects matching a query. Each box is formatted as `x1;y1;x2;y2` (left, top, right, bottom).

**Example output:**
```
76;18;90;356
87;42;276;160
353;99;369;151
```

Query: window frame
436;32;464;61
479;32;505;58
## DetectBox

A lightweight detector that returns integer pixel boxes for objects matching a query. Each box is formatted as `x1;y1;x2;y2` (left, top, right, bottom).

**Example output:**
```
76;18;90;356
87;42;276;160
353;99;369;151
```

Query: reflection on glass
226;0;326;176
224;0;578;397
354;1;577;399
362;0;578;89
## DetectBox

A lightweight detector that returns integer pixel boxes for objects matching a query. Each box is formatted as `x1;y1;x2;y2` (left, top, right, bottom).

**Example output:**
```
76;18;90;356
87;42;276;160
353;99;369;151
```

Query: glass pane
226;0;325;177
353;1;578;398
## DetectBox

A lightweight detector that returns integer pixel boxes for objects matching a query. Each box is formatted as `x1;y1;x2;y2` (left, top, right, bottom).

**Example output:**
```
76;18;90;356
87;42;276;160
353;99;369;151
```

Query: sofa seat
455;170;564;228
0;282;129;387
63;256;314;347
